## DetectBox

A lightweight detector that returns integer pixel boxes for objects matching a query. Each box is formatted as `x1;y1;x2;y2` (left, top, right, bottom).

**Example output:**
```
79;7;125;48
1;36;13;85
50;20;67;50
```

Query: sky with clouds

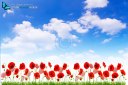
0;0;128;81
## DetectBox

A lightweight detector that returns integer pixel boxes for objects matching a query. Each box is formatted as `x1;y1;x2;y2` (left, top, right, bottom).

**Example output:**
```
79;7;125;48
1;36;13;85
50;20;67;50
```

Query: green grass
2;82;126;85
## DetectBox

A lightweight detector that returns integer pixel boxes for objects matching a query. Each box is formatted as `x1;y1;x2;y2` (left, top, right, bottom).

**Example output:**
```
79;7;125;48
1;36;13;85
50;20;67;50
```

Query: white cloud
2;10;14;18
2;13;6;18
118;49;128;57
85;0;109;9
1;21;57;56
43;18;87;40
69;21;88;33
118;50;124;54
7;10;14;14
1;54;21;65
79;11;126;35
102;38;112;44
2;37;11;43
1;18;88;56
82;0;126;35
96;18;126;35
43;18;76;40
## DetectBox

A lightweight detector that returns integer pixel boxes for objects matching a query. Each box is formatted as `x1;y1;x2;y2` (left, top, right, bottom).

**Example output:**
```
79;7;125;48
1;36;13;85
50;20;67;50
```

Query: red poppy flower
88;72;94;79
57;72;64;78
49;70;55;78
14;68;19;75
108;64;114;71
73;63;80;70
94;62;100;70
78;68;83;75
102;62;106;68
35;64;39;69
39;69;43;74
16;75;19;78
5;69;11;76
29;62;35;69
66;69;71;75
40;62;46;69
34;72;40;79
84;62;90;69
117;63;122;70
8;62;15;69
2;64;5;68
24;68;29;75
46;75;50;80
54;64;60;71
103;70;109;77
62;63;67;70
120;69;126;75
59;67;63;72
101;76;105;80
93;69;98;74
89;64;93;69
1;72;6;78
48;62;52;68
19;63;25;70
98;71;103;77
112;72;118;78
70;75;73;78
43;71;48;77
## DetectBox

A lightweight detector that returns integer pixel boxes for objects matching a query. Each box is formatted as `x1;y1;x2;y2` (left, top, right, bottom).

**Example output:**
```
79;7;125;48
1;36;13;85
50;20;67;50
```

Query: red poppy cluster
1;62;126;82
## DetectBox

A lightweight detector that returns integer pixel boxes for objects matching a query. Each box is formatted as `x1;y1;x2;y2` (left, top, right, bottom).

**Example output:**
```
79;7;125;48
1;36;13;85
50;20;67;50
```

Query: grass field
2;82;126;85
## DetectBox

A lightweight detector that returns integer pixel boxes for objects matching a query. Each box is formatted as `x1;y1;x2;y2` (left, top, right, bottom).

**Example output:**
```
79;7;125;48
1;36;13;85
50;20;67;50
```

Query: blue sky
0;0;128;64
1;0;128;83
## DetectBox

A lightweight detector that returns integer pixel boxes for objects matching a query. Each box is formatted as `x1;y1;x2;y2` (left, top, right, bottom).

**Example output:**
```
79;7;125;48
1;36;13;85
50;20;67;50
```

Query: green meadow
2;82;126;85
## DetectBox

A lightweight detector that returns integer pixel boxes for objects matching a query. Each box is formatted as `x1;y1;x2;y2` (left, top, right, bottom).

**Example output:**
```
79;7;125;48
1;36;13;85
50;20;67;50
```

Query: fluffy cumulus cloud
79;11;126;35
1;21;57;56
1;18;88;56
43;18;87;40
85;0;109;9
96;18;126;35
81;0;126;35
